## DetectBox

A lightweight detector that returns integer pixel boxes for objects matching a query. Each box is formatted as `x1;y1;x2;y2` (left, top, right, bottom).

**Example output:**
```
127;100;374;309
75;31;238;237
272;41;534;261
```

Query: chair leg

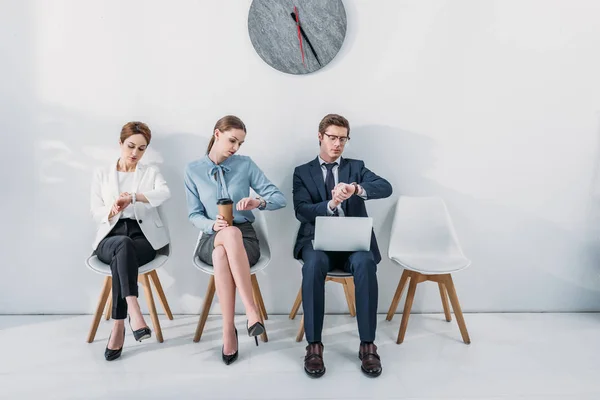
296;314;305;342
251;275;268;343
194;276;216;343
140;273;163;343
289;286;302;319
345;277;357;312
87;276;112;343
342;278;356;317
149;270;174;320
252;274;268;320
438;282;452;322
443;274;471;344
397;272;418;344
104;289;112;320
386;269;410;321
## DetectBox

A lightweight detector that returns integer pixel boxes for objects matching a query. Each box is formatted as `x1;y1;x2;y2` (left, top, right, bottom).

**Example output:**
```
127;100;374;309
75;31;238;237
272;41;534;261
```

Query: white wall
2;0;600;314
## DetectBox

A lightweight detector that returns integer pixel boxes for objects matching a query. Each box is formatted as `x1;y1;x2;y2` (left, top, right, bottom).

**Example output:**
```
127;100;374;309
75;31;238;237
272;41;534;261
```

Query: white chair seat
295;258;352;278
390;255;471;274
86;254;169;276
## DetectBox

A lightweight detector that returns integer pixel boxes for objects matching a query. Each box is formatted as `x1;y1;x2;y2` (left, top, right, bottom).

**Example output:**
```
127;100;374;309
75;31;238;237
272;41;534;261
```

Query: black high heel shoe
247;320;265;346
222;328;238;365
105;327;125;361
128;315;151;342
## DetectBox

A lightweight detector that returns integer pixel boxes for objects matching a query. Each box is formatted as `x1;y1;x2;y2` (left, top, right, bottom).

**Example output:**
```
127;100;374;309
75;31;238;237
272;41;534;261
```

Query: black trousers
301;242;378;343
96;219;156;320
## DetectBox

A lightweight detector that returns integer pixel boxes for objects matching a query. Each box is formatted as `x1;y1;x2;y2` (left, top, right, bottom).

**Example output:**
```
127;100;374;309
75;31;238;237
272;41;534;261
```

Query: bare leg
213;245;237;355
126;296;149;331
214;227;261;327
107;319;126;350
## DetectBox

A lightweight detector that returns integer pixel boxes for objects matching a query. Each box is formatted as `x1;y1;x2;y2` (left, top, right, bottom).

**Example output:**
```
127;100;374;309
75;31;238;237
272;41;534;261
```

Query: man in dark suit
293;114;393;378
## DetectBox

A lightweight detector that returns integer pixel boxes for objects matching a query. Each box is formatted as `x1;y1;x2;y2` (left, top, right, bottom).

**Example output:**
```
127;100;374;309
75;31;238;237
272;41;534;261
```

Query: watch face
248;0;347;75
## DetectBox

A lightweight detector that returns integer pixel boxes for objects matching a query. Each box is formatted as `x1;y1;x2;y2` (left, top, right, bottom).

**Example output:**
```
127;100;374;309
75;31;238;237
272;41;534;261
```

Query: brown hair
206;115;247;154
318;114;350;145
120;121;151;145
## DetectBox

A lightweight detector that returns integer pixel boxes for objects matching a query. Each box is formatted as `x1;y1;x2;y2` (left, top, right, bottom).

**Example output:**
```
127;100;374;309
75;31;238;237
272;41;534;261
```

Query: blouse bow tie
209;164;231;199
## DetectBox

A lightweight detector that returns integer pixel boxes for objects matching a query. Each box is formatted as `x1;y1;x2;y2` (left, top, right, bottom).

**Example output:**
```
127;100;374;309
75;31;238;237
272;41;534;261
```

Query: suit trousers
301;242;378;343
96;219;156;320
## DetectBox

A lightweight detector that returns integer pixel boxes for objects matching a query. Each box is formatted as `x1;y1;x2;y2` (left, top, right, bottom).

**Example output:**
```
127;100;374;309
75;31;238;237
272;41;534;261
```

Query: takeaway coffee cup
217;198;234;227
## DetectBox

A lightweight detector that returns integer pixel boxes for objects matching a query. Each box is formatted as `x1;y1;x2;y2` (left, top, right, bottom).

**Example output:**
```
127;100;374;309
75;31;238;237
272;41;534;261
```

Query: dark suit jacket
292;157;393;263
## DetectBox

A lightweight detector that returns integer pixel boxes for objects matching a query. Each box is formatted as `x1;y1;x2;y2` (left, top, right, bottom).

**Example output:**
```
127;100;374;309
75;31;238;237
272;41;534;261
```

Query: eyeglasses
322;132;350;145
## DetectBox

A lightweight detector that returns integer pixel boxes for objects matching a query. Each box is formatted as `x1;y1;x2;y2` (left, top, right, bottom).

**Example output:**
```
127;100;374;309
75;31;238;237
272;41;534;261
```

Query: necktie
323;162;337;201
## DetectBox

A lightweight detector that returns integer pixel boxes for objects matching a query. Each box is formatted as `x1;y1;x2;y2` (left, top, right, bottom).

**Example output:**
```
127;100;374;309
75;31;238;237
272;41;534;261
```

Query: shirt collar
318;155;342;166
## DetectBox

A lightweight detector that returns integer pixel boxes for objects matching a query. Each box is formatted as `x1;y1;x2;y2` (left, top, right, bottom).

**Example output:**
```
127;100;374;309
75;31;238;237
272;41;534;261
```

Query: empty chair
386;196;471;344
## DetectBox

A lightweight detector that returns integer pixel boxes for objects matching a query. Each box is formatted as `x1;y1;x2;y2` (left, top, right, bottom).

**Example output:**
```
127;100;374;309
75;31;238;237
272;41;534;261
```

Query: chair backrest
388;196;465;259
252;211;271;260
293;219;303;265
157;205;171;256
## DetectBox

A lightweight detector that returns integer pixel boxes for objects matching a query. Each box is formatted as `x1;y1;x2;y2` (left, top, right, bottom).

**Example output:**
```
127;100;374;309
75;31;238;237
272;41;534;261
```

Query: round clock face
248;0;347;75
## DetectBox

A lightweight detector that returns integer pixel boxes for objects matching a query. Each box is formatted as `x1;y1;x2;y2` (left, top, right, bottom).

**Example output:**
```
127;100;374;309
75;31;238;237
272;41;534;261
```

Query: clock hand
293;6;306;67
290;12;322;67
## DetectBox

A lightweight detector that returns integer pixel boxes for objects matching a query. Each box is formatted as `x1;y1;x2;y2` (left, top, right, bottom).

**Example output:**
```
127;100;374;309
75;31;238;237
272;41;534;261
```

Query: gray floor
1;313;599;399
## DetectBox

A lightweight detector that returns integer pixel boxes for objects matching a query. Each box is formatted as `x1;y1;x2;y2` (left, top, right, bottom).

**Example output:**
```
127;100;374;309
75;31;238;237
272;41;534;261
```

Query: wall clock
248;0;347;75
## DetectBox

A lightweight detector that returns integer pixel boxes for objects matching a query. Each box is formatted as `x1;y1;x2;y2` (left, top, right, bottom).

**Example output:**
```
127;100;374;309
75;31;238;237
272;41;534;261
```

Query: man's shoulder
342;157;365;167
294;157;318;173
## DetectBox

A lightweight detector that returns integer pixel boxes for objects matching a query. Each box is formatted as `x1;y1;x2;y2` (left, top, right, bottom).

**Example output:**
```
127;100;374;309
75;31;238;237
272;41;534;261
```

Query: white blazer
90;161;171;250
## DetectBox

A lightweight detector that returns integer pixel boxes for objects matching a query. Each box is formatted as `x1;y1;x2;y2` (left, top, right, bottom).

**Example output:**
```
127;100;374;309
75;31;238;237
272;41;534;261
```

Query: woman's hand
236;197;261;211
212;214;229;232
108;193;132;219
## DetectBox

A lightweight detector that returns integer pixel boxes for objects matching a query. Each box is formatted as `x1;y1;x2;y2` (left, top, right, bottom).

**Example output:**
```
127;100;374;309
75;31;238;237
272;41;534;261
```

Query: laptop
313;216;373;252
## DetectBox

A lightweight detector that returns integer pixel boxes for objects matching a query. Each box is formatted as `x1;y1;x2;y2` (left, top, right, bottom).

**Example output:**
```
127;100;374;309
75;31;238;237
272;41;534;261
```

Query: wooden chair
86;243;173;343
289;268;357;342
386;196;471;344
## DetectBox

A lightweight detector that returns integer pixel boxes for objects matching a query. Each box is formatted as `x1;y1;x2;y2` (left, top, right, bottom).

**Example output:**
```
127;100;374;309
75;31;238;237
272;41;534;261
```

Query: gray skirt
196;221;261;266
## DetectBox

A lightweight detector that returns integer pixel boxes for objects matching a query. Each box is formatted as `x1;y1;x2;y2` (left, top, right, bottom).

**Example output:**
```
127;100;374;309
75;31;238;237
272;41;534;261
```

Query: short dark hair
318;114;350;136
318;114;349;145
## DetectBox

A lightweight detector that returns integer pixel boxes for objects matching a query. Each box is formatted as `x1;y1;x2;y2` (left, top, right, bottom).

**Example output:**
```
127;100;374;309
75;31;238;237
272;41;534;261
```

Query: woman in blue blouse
184;115;286;365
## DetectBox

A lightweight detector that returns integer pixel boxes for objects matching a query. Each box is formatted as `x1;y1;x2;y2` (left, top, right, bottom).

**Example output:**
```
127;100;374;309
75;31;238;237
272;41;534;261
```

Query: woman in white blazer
90;121;171;361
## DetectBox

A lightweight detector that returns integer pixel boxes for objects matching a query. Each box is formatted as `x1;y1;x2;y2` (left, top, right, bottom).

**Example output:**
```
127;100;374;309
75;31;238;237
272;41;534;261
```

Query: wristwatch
256;197;267;210
351;182;361;196
131;192;137;204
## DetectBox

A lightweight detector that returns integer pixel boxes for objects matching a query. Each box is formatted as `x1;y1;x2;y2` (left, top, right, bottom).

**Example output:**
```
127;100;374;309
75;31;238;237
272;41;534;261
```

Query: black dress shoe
358;343;382;377
222;328;239;365
105;328;125;361
128;316;151;342
304;342;326;378
247;320;265;346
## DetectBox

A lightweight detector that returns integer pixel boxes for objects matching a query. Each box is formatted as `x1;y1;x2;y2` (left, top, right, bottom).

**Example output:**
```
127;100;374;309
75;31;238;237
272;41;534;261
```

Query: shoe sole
105;351;122;361
135;333;151;342
248;326;265;337
304;366;326;378
360;365;382;378
223;354;239;365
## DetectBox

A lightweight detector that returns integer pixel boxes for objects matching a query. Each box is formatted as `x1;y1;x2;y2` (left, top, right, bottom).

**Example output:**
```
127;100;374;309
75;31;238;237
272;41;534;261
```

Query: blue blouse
184;154;287;233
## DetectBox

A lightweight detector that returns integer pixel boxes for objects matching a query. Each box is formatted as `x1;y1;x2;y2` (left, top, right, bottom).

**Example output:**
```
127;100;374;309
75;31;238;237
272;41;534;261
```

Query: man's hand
334;183;355;201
